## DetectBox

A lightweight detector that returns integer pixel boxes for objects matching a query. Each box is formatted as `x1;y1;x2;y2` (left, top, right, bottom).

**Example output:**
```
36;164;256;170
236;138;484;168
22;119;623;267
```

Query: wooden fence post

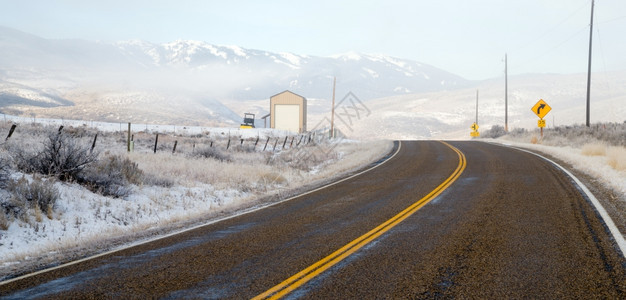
263;137;270;151
172;141;178;154
226;137;231;150
5;124;17;141
127;122;131;152
90;133;98;154
282;136;288;149
154;133;159;153
254;136;260;147
273;138;278;151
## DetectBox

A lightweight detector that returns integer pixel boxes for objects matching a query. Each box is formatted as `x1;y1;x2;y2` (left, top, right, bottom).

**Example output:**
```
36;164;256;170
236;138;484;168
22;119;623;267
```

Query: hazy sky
2;0;625;80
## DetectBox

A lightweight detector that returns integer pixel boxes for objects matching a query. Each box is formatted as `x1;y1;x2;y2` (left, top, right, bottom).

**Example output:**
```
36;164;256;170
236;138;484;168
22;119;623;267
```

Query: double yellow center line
254;141;467;299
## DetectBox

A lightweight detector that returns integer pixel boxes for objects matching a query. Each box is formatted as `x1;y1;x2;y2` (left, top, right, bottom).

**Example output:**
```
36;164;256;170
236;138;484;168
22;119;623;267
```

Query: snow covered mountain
111;39;470;100
0;26;469;101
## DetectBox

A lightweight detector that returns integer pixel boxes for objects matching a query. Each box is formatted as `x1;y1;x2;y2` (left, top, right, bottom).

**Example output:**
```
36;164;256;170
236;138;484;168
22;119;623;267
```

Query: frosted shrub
271;145;339;171
142;173;175;188
0;157;9;189
0;211;8;230
483;125;507;139
5;175;58;221
79;154;143;197
194;146;231;162
15;131;98;181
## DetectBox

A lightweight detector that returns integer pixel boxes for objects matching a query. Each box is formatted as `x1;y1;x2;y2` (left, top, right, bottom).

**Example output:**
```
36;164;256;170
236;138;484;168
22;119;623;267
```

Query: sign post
470;123;479;138
531;99;552;138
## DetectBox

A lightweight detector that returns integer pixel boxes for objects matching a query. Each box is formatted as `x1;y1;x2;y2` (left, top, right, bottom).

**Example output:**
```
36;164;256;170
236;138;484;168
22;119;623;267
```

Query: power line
512;1;589;53
598;15;626;24
511;25;588;70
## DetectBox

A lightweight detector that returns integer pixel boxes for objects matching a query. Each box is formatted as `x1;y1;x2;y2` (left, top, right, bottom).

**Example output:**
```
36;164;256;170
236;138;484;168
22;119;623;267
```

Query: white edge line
491;142;626;258
0;141;403;286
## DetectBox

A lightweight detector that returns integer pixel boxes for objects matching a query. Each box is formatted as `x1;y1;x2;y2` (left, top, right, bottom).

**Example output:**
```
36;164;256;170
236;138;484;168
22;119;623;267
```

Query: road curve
1;141;624;299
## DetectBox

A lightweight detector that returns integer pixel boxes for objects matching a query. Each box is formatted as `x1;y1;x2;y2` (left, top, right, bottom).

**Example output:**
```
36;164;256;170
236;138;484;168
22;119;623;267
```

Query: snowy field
0;119;392;279
0;113;292;139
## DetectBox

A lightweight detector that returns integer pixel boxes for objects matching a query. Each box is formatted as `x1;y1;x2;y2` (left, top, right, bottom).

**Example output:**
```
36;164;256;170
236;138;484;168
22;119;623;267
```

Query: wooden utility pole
504;53;508;132
475;90;479;125
330;77;336;138
585;0;594;127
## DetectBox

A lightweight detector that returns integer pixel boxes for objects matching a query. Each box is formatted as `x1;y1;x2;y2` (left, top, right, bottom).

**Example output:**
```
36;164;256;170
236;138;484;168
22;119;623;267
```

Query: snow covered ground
0;113;291;138
0;119;392;279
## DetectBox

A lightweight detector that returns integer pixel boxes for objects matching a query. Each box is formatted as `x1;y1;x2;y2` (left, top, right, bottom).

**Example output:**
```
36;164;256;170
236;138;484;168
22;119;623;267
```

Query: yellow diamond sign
470;123;479;131
531;99;552;119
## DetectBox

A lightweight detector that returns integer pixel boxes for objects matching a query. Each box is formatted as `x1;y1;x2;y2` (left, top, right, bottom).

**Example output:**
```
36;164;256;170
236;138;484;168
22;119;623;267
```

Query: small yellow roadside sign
470;131;480;137
538;119;546;128
470;123;479;131
531;99;552;119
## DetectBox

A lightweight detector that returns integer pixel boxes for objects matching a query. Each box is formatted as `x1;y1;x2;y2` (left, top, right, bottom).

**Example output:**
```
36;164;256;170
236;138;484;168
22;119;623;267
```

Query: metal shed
270;90;307;133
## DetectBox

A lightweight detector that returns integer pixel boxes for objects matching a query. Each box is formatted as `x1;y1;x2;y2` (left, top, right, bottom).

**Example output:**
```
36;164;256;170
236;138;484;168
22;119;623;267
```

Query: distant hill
0;26;470;98
2;25;622;136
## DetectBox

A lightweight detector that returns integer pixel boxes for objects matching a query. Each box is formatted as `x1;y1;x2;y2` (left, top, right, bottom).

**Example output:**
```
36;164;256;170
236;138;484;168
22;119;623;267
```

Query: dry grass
581;143;607;156
607;146;626;171
530;136;539;144
0;212;9;231
128;151;280;191
580;143;626;172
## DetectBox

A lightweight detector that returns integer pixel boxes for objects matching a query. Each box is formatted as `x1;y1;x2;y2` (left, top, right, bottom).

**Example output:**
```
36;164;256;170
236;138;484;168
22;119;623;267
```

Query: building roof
270;90;306;100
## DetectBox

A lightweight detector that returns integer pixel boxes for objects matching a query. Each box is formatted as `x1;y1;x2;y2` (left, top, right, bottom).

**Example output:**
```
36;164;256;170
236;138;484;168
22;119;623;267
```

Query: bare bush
79;154;143;197
142;174;175;188
5;175;59;220
194;146;231;162
0;156;10;189
270;145;340;171
482;125;507;139
0;210;9;230
16;131;98;181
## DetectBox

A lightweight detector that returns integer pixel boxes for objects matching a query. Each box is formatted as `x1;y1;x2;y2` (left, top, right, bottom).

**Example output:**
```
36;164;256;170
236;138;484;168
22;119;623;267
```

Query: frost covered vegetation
483;122;626;147
0;122;392;276
482;122;626;171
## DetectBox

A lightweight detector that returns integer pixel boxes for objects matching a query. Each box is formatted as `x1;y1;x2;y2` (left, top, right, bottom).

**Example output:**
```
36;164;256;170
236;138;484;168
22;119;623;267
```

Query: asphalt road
1;141;624;299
